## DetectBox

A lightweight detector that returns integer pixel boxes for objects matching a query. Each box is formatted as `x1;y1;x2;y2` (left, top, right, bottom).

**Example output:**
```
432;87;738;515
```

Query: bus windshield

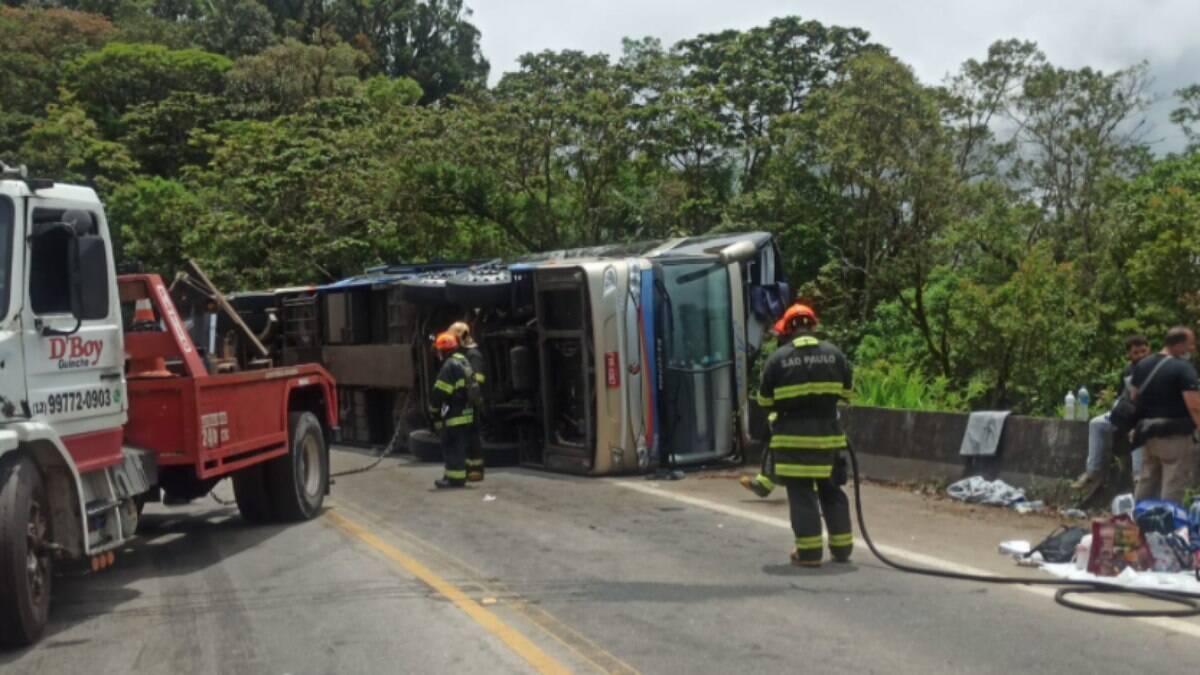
662;262;732;370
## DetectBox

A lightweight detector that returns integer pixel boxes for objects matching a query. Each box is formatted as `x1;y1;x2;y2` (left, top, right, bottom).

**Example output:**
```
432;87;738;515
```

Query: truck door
22;198;125;470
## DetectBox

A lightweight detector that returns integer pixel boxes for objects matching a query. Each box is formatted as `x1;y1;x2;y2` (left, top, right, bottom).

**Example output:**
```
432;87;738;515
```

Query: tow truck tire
267;412;328;522
232;464;274;524
0;453;52;647
408;429;443;463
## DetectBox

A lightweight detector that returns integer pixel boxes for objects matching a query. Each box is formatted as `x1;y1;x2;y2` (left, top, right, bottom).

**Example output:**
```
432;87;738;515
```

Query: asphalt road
4;447;1199;674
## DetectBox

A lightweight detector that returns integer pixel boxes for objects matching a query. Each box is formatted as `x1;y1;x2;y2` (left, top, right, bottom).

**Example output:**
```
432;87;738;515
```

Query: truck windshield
662;262;732;370
0;196;12;320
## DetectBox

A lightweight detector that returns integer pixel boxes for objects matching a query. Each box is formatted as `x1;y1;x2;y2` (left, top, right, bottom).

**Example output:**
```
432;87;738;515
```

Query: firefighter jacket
756;335;852;480
430;352;475;428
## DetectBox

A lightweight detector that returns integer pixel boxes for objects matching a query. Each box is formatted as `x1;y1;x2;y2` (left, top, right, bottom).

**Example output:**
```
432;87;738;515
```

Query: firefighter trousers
786;477;853;563
466;429;485;480
441;425;472;482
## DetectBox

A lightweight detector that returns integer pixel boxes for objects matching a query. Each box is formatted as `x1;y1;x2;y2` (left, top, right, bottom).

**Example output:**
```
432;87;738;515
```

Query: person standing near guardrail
1128;327;1200;505
740;303;855;567
449;321;487;482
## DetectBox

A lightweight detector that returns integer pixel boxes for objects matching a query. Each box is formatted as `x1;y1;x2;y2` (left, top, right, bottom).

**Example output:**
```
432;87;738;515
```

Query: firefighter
429;331;475;489
741;304;854;567
448;321;486;482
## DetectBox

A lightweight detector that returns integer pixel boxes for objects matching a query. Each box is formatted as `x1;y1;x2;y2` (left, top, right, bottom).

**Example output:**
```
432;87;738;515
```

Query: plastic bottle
1112;493;1135;517
1064;391;1076;421
1077;386;1090;421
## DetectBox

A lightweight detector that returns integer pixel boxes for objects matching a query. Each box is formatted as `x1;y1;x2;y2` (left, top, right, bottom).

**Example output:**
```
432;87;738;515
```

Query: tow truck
0;166;338;647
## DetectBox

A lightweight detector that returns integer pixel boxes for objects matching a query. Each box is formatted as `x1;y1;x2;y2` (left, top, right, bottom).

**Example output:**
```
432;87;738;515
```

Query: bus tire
232;464;274;524
399;279;449;305
446;273;512;308
267;412;328;522
408;429;443;463
0;453;52;647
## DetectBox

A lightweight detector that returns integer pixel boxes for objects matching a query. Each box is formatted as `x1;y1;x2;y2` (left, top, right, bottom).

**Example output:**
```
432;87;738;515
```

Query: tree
106;176;203;274
20;89;139;192
1170;84;1200;153
675;16;877;193
330;0;488;103
63;41;231;136
120;91;226;175
800;52;960;368
194;0;277;57
225;36;367;117
0;6;115;154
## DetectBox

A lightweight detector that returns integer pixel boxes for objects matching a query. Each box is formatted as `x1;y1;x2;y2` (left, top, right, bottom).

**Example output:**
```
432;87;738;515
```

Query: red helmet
434;332;459;352
773;303;819;336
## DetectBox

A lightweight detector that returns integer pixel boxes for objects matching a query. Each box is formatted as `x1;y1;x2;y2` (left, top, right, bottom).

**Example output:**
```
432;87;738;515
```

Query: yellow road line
325;509;573;675
329;497;640;675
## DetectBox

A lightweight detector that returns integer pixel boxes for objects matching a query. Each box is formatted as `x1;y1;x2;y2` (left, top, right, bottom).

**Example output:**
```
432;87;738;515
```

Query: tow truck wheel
267;412;328;521
232;464;275;524
0;453;52;647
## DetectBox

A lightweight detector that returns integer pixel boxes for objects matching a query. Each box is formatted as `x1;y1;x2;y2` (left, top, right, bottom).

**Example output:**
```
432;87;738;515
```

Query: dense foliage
2;3;1197;415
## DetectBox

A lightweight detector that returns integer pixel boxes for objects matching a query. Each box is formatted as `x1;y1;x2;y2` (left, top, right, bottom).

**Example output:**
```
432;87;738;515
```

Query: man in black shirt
1130;327;1200;504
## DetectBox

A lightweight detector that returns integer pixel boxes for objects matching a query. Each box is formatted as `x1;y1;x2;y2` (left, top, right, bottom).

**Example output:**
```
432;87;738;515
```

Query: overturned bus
402;233;788;475
234;233;788;476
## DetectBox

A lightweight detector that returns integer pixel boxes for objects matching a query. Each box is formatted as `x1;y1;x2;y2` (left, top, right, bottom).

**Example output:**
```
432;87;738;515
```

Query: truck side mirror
68;234;110;320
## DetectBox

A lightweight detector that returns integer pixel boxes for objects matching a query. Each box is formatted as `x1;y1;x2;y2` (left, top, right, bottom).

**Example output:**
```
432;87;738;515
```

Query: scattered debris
1060;508;1088;519
483;494;497;502
1014;500;1046;514
946;476;1029;509
998;540;1031;557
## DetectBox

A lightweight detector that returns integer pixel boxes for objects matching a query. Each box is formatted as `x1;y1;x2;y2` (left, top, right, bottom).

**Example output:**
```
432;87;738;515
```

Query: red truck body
118;273;338;478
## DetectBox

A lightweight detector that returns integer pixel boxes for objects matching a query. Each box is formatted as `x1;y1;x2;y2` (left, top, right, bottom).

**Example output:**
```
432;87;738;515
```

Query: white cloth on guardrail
960;410;1011;457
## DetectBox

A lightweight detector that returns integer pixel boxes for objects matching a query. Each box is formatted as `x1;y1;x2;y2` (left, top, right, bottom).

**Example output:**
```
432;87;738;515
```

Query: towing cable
845;440;1200;618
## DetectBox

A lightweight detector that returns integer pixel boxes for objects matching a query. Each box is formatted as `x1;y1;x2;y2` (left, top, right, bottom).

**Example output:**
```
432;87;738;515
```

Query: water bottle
1077;386;1090;421
1064;391;1076;421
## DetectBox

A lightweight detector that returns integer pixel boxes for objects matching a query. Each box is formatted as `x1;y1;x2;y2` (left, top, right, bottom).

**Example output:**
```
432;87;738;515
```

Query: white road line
613;480;1200;640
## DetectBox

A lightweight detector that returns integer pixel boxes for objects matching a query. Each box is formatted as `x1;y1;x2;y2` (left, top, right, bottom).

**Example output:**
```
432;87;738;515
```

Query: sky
468;0;1200;151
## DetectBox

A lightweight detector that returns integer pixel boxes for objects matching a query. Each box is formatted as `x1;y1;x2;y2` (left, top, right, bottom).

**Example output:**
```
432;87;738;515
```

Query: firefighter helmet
434;332;460;352
773;303;819;336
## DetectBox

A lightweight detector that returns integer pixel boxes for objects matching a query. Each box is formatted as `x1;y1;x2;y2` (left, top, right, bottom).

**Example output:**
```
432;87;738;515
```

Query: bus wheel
408;429;444;463
0;453;52;647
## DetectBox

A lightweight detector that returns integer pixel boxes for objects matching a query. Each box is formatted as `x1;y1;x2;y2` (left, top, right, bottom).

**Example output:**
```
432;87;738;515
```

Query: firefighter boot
739;474;774;499
434;477;466;489
790;551;822;568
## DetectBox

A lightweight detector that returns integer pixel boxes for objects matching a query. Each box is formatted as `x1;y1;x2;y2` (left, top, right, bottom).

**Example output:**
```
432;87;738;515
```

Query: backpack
1028;525;1085;564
